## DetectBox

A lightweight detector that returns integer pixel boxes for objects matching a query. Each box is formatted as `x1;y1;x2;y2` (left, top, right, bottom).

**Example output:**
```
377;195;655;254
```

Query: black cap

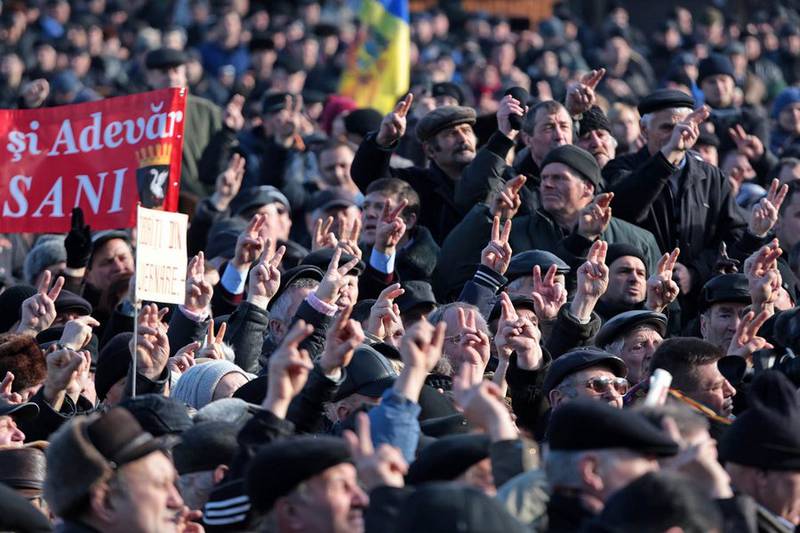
332;345;397;401
396;280;438;314
407;434;490;484
541;145;602;188
506;250;570;282
488;295;536;323
604;243;647;269
719;370;800;470
302;88;327;105
301;248;365;277
89;230;130;264
95;332;132;401
637;89;695;116
395;483;528;533
204;228;239;260
119;394;193;436
698;53;735;84
594;310;667;349
543;347;628;396
548;399;680;456
173;421;240;475
696;129;721;148
232;375;268;404
699;273;750;311
416;106;476;143
249;33;275;52
145;48;187;69
432;82;465;104
268;264;324;311
420;413;471;437
54;289;92;316
246;435;351;512
0;483;53;533
234;185;291;216
0;399;38;420
578;105;612;136
307;188;359;213
344;108;383;138
261;91;292;114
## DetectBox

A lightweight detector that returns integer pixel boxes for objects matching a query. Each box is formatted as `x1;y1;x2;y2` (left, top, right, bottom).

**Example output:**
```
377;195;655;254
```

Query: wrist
247;294;270;310
43;382;66;409
516;346;543;370
660;145;684;165
262;393;290;419
487;414;518;441
570;295;597;322
210;192;231;211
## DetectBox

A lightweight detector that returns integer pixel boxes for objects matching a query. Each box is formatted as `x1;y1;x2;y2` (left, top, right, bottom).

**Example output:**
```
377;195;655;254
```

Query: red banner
0;88;186;233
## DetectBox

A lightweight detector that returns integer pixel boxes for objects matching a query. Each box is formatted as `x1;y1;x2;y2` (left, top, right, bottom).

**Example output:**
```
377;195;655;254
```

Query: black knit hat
604;243;647;270
94;332;132;401
407;433;490;484
697;53;735;85
344;108;383;138
246;435;351;511
578;106;612;137
541;145;602;188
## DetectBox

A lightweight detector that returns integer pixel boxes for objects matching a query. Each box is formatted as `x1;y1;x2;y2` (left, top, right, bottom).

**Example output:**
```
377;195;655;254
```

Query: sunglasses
583;376;629;395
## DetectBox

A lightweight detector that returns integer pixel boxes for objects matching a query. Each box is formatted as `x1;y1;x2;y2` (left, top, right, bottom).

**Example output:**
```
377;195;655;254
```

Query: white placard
134;205;188;304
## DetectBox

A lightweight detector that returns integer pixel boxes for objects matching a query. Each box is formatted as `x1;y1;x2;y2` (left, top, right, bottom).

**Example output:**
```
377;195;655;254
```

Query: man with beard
576;106;617;169
351;94;477;244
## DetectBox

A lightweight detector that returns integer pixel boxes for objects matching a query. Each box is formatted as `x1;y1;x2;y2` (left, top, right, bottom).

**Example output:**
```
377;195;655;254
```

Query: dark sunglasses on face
583;376;629;395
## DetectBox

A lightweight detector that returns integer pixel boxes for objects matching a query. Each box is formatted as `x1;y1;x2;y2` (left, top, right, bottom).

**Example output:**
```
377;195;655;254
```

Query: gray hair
270;279;320;323
544;449;586;489
640;107;693;129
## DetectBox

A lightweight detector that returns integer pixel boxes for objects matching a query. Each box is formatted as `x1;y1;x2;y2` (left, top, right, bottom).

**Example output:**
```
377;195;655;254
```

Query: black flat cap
333;345;397;401
578;105;612;136
604;243;646;269
261;91;292;114
420;413;470;437
233;375;267;404
396;280;438;314
0;483;52;533
307;188;359;213
344;108;383;138
548;399;680;456
234;185;291;216
54;289;92;316
488;295;536;323
637;89;695;116
395;483;528;533
145;48;187;69
301;248;365;277
506;250;570;282
246;435;351;512
0;399;38;420
407;433;490;485
119;394;193;436
700;273;750;311
543;347;628;396
173;421;239;475
720;370;800;470
204;228;239;260
432;82;465;104
595;310;667;349
697;129;721;148
416;106;476;143
90;230;130;263
698;53;735;84
541;145;602;188
268;264;325;310
95;332;132;401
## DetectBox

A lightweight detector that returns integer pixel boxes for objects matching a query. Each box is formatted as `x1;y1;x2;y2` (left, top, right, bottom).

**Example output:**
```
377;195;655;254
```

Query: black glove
64;207;92;268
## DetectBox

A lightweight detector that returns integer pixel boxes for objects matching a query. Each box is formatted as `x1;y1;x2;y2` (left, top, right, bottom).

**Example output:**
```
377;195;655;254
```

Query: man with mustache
576;106;617;169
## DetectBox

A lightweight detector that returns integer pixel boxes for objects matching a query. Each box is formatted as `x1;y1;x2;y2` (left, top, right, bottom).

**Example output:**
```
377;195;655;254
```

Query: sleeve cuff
306;292;338;316
486;130;516;156
220;263;248;295
473;264;507;291
369;248;396;274
179;305;209;323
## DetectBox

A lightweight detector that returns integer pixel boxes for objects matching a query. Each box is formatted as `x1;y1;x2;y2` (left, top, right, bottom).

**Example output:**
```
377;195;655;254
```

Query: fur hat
23;236;66;285
0;334;46;392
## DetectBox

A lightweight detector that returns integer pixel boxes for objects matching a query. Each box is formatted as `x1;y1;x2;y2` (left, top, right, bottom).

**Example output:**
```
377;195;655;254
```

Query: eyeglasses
583;376;629;395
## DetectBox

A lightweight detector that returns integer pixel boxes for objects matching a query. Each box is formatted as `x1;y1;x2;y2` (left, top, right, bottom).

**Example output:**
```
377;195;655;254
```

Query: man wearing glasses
543;347;629;410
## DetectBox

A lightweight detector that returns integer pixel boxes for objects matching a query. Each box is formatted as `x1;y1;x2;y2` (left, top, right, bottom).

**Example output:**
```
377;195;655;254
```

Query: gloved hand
64;207;92;268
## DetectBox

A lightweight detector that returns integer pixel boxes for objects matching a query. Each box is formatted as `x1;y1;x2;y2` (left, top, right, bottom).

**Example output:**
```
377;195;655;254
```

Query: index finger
509;174;527;195
378;282;403;302
37;270;52;294
491;216;500;242
338;256;360;276
774;183;789;209
207;318;215;345
328;246;342;273
686;105;710;126
595;192;614;209
501;218;512;243
499;291;516;321
355;412;374;456
48;276;64;301
583;67;606;89
667;248;680;271
389;199;408;220
270;245;287;268
215;321;227;343
399;93;414;117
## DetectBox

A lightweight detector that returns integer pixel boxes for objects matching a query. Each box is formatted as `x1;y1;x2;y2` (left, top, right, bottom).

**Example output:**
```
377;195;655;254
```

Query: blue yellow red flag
339;0;410;114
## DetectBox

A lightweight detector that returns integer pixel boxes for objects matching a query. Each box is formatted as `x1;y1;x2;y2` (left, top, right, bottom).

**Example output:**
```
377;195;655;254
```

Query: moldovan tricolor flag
339;0;410;114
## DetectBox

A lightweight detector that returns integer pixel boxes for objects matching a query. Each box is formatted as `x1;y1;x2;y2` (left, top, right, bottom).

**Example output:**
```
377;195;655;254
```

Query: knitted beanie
171;360;253;409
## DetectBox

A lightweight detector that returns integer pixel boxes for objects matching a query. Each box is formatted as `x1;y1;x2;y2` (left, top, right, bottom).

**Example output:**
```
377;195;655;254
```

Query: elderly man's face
759;470;800;525
86;238;134;292
577;129;616;168
700;302;746;351
106;452;184;533
0;415;24;446
540;163;594;219
551;367;628;409
643;108;692;155
593;448;658;502
616;326;663;384
529;109;573;165
282;463;369;533
425;123;476;170
603;256;647;307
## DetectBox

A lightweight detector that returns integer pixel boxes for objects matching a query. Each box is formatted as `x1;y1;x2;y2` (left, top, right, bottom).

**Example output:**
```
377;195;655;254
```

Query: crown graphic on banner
136;143;172;167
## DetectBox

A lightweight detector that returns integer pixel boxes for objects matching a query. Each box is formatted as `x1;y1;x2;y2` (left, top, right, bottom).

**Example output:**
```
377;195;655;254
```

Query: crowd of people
3;0;800;532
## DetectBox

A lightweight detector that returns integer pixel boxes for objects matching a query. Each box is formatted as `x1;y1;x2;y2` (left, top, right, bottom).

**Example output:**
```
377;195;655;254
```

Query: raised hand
168;341;199;379
312;216;338;251
247;242;285;309
569;240;608;322
335;216;362;260
375;199;408;255
455;307;491;384
17;271;64;335
728;310;773;359
343;412;408;490
749;178;788;238
263;320;314;418
400;318;446;374
729;124;764;162
376;93;413;147
490;175;526;220
131;303;170;380
59;315;100;350
577;192;614;240
65;350;92;403
315;247;361;306
0;372;22;404
645;248;681;313
185;252;213;314
661;106;710;163
497;94;527;137
744;240;783;312
565;68;606;117
64;207;92;269
42;345;85;410
494;292;543;369
367;283;405;346
481;216;512;275
223;94;245;132
232;214;267;271
452;364;518;441
531;264;568;322
320;305;365;379
197;318;228;360
211;153;245;211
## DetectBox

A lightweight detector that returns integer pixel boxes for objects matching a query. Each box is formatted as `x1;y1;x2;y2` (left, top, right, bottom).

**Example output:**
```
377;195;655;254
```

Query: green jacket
435;204;661;299
181;94;222;198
